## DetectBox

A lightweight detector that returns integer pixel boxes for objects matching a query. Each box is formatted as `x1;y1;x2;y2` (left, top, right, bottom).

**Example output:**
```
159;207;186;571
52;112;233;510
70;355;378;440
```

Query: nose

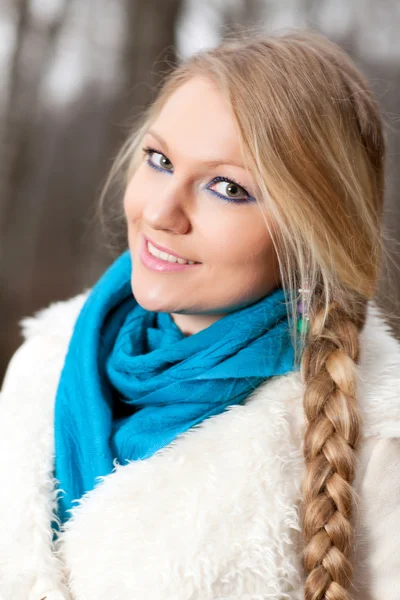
141;178;191;235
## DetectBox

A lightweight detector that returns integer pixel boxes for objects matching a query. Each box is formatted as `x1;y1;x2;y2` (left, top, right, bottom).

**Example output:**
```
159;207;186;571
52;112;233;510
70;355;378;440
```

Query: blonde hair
99;29;395;599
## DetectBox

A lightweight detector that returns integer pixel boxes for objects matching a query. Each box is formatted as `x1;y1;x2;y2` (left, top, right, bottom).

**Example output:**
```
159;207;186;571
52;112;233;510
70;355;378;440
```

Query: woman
0;29;399;600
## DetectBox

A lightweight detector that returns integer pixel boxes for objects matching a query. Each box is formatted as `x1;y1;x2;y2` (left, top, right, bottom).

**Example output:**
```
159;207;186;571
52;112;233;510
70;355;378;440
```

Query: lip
140;234;201;272
144;234;197;262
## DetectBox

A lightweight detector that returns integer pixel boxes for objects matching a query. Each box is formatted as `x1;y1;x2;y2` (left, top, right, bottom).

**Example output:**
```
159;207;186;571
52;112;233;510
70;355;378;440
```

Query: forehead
150;77;243;163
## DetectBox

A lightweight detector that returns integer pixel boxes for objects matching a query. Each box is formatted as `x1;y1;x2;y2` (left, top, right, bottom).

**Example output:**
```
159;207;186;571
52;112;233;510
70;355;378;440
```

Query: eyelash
141;145;256;204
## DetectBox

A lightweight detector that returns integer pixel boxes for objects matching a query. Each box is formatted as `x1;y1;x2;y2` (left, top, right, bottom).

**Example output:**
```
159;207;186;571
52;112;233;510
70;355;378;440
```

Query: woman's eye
208;179;251;202
146;149;173;171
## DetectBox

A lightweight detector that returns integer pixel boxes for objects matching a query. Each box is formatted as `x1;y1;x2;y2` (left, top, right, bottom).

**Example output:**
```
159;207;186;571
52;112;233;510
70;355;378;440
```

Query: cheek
123;176;144;221
227;226;279;288
211;214;272;268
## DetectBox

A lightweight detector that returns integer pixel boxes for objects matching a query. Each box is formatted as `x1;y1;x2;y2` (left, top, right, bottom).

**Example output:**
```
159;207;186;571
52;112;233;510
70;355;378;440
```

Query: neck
169;312;227;336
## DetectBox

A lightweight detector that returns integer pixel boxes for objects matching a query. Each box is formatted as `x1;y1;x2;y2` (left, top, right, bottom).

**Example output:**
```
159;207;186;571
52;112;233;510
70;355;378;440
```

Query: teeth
147;241;196;265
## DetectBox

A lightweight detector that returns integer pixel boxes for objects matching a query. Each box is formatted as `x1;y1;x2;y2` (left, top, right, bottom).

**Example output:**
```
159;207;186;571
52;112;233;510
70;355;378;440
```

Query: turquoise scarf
54;250;297;524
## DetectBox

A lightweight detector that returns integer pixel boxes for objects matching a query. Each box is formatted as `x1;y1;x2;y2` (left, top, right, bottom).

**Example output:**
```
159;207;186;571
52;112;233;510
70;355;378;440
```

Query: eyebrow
146;129;245;170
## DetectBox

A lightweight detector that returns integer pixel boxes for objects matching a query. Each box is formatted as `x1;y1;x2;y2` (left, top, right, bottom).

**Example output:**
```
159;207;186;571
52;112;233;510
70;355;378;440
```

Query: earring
297;280;311;334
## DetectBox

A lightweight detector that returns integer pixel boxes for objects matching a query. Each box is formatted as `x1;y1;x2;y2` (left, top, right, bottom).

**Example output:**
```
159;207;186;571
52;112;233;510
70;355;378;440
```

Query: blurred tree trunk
0;0;69;378
124;0;183;114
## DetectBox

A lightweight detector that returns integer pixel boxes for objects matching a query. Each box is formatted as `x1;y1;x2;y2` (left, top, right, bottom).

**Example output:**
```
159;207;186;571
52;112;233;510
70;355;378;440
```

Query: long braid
301;300;368;600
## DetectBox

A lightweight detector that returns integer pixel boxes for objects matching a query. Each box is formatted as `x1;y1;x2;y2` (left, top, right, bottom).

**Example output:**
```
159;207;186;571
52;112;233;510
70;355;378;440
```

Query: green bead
297;316;310;334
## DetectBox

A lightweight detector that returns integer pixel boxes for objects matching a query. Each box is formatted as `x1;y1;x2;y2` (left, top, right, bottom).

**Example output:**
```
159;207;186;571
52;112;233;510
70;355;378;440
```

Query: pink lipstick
140;235;201;272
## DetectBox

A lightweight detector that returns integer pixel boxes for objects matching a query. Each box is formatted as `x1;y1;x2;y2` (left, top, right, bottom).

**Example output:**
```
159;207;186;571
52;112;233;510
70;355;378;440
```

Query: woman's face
123;76;280;336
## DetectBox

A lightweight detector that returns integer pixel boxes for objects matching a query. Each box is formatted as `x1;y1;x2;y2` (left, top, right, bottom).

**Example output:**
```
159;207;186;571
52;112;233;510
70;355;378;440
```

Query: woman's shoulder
0;291;89;400
357;299;400;438
360;299;400;364
19;290;90;342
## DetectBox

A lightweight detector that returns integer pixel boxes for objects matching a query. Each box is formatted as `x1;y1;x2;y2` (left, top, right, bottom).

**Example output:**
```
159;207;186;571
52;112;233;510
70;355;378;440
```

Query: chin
130;282;168;313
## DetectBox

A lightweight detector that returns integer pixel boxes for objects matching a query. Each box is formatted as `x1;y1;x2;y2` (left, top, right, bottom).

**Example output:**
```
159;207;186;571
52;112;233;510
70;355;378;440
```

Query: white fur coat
0;294;400;600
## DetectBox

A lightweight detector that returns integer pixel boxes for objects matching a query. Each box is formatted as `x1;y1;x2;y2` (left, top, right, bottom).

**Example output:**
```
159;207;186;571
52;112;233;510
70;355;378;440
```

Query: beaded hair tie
297;280;311;334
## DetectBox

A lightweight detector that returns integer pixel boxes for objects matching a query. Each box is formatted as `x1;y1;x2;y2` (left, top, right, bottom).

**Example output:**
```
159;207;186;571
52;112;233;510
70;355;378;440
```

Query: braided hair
301;300;368;599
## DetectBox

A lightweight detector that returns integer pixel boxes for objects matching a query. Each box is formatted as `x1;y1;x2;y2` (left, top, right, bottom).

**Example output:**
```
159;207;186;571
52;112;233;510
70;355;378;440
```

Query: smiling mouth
146;240;200;265
144;235;201;264
140;235;202;272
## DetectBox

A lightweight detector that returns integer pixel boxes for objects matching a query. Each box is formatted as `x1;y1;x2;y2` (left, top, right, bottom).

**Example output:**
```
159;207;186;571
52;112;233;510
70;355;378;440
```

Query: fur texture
0;295;399;600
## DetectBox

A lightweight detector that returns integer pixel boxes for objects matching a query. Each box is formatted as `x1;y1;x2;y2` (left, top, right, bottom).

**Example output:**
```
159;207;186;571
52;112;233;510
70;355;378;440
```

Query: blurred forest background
1;0;400;382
